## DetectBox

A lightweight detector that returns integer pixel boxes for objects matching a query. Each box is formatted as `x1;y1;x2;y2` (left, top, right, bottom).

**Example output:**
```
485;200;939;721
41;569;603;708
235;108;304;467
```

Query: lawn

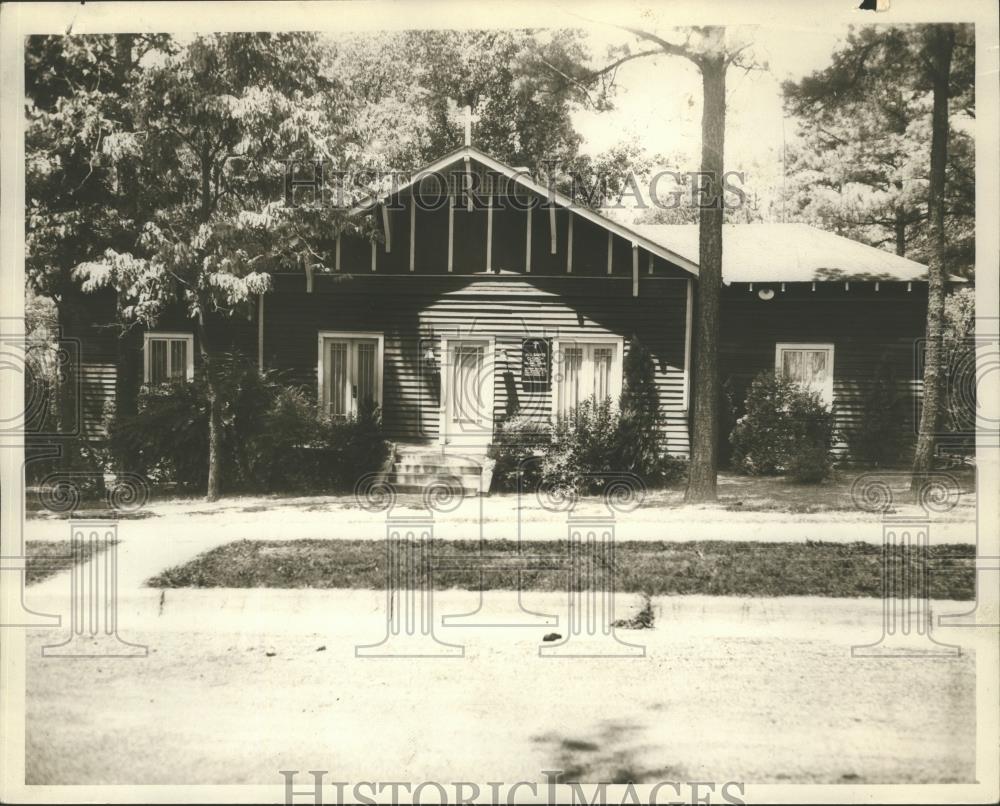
148;539;976;599
25;539;115;585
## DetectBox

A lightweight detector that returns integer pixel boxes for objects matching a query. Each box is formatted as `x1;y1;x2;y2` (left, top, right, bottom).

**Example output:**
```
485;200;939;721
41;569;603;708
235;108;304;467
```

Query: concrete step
388;472;484;491
395;450;487;463
387;483;482;497
389;444;491;496
393;461;484;475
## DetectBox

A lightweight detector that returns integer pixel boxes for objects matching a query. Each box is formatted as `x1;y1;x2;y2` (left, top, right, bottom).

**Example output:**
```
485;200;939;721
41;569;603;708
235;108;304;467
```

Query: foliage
330;29;584;170
22;292;108;488
491;336;687;494
535;402;686;497
782;24;975;278
59;33;352;499
542;397;624;494
730;371;835;482
487;413;552;493
941;286;976;446
25;34;173;310
110;377;210;489
618;336;661;474
108;353;388;493
846;358;913;468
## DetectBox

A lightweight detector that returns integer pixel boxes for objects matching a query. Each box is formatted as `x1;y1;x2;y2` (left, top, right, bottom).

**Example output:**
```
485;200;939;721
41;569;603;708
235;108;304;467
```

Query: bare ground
24;591;977;787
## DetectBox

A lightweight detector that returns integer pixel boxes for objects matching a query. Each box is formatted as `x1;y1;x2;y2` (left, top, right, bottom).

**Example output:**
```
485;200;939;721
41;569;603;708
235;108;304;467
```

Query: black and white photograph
0;1;998;803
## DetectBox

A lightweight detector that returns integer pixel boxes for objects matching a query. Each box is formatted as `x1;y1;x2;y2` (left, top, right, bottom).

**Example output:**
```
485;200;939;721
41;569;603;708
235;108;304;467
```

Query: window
143;333;194;384
775;343;834;406
317;331;384;419
554;337;624;419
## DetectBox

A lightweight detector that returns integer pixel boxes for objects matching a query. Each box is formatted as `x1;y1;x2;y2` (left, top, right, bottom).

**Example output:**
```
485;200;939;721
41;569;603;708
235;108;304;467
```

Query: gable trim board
349;145;701;277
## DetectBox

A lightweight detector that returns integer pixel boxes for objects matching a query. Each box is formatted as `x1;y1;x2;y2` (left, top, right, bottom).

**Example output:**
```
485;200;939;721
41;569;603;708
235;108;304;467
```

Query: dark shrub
542;396;622;494
847;357;913;467
491;336;688;496
488;413;551;492
618;335;660;474
730;371;835;483
110;378;210;490
318;404;390;491
650;452;689;486
109;352;388;494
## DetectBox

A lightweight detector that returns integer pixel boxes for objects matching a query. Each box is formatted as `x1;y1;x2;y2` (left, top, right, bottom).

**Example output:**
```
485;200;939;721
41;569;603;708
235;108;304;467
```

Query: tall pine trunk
684;54;727;503
910;26;955;493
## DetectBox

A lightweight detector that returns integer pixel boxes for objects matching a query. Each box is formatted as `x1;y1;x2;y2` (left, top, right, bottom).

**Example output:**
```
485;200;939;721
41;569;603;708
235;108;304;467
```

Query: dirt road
25;591;977;787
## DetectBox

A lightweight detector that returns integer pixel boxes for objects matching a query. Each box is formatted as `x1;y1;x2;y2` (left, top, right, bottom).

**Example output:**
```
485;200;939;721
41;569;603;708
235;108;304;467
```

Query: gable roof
631;222;957;284
349;145;701;277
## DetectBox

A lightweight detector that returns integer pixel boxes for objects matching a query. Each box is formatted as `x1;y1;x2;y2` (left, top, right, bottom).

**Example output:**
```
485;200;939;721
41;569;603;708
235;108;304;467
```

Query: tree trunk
894;206;907;256
53;301;82;445
684;54;727;503
113;314;142;472
196;312;223;502
206;384;223;502
910;26;954;494
196;145;223;502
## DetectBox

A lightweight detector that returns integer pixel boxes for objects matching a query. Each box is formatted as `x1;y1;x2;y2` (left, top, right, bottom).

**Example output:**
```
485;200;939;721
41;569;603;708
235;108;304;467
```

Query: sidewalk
24;489;978;598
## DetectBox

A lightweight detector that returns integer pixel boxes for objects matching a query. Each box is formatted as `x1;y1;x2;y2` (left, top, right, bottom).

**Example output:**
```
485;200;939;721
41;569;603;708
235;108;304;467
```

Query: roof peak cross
463;104;472;147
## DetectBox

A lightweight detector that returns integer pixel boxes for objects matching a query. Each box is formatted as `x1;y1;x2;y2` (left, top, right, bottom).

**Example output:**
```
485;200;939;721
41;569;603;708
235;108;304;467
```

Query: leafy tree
26;34;173;442
782;25;974;277
328;29;585;170
73;33;346;500
781;24;974;490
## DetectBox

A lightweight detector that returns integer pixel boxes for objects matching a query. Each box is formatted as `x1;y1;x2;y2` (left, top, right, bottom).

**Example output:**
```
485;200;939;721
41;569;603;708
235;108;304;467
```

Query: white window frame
142;332;194;384
551;334;625;421
775;342;835;407
317;330;385;417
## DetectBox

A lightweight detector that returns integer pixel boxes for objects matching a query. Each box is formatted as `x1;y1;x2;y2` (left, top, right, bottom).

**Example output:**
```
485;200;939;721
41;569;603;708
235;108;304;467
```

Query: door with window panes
442;339;494;445
323;337;380;419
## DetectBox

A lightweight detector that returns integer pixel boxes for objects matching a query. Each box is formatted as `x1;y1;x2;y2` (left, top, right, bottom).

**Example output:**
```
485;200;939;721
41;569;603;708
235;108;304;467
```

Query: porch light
758;288;775;301
423;345;438;370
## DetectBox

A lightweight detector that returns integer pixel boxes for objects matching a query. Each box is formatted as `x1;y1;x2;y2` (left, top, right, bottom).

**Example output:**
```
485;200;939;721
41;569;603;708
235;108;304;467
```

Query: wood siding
265;274;692;454
720;283;929;452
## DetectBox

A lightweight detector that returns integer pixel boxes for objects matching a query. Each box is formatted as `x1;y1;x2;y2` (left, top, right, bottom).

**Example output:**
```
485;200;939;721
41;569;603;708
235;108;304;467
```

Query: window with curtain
775;343;834;405
321;335;382;419
556;341;621;418
144;334;193;384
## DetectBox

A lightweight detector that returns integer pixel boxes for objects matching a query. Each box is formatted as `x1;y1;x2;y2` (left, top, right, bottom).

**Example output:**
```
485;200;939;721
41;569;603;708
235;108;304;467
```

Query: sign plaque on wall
521;338;551;387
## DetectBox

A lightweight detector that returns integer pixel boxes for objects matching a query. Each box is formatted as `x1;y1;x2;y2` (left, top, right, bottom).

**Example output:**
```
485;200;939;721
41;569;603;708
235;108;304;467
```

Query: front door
441;339;494;446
